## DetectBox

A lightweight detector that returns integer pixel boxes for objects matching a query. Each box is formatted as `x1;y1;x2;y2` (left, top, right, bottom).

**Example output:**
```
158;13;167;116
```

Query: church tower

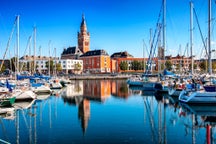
78;14;90;53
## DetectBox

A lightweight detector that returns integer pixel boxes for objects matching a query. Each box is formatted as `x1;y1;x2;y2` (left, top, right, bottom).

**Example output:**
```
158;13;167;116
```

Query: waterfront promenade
68;73;130;80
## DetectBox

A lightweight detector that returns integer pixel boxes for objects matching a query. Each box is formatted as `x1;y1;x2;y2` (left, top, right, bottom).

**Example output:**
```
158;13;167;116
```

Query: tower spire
78;14;90;53
80;13;87;31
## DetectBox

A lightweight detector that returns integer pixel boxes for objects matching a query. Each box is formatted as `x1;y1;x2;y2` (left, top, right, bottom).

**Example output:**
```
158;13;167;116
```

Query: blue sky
0;0;215;59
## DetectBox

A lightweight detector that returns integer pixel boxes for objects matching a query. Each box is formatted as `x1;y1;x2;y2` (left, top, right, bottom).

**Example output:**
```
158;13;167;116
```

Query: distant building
20;55;56;61
79;49;110;73
20;55;83;74
61;46;83;59
61;14;90;60
111;51;133;59
78;14;90;54
165;54;193;71
110;51;147;73
114;57;148;73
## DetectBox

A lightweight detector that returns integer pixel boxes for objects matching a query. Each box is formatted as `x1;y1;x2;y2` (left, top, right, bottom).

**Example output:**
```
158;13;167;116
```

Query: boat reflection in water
61;80;84;105
0;80;215;143
180;103;216;144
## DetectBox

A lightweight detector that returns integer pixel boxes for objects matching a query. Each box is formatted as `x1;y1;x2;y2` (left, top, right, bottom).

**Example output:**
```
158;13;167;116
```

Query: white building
20;55;83;74
36;59;83;74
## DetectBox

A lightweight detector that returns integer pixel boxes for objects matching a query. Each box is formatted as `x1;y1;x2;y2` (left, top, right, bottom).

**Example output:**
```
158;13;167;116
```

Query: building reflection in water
111;80;130;99
83;80;111;102
61;80;133;134
78;99;90;134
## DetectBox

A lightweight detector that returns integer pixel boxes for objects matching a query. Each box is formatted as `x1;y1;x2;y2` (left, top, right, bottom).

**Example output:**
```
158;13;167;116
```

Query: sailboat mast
17;15;20;74
54;47;56;76
33;26;36;74
190;1;194;75
208;0;212;75
48;41;51;77
163;0;166;61
143;39;145;72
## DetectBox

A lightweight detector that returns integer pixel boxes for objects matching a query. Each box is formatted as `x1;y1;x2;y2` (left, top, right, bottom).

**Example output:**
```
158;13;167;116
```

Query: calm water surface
0;80;215;144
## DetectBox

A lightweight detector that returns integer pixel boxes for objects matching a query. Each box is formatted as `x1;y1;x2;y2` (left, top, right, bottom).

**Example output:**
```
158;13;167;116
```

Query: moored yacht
179;89;216;104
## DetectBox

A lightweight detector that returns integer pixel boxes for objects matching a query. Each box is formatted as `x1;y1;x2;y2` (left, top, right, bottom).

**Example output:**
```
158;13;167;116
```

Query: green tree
199;61;207;72
74;63;82;73
120;61;128;71
20;62;27;71
176;64;180;71
45;60;54;73
56;63;62;72
75;63;81;70
10;57;18;72
131;61;142;71
165;60;172;71
160;63;165;71
189;63;198;70
212;61;216;72
0;65;6;73
27;61;34;74
141;61;146;71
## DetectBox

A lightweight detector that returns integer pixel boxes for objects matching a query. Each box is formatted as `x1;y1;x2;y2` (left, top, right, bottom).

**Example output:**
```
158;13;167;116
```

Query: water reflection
78;99;90;134
0;80;215;144
61;80;132;103
180;103;216;144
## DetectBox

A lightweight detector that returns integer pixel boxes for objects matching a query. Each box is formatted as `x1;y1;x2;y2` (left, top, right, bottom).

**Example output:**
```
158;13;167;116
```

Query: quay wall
68;74;130;80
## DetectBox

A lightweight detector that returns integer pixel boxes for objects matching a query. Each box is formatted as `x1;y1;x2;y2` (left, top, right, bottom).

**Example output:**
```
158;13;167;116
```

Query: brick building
79;49;110;73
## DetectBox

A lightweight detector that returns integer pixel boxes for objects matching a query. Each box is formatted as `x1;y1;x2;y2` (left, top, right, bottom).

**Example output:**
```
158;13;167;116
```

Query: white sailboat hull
13;89;36;100
31;85;52;94
179;90;216;104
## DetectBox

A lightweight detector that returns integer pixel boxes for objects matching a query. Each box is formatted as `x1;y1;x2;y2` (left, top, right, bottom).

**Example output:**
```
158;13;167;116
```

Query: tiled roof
80;49;109;57
19;55;58;60
110;51;133;58
62;46;82;55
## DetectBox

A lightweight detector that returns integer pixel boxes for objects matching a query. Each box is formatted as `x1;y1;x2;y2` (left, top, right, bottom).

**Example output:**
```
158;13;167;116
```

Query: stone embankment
68;74;130;80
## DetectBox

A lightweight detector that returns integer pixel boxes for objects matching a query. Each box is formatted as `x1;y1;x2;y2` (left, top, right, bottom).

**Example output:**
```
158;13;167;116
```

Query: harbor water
0;80;214;144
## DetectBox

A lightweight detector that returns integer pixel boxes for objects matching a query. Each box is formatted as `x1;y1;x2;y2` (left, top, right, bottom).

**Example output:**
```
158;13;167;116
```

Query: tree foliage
74;63;82;71
131;61;142;71
56;63;62;72
199;61;207;71
10;57;18;72
165;60;172;71
0;65;6;73
212;61;216;71
45;60;54;73
120;61;128;71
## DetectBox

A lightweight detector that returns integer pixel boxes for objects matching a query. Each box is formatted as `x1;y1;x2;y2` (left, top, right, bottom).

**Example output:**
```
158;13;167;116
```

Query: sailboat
179;0;216;104
127;0;166;92
10;15;36;100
